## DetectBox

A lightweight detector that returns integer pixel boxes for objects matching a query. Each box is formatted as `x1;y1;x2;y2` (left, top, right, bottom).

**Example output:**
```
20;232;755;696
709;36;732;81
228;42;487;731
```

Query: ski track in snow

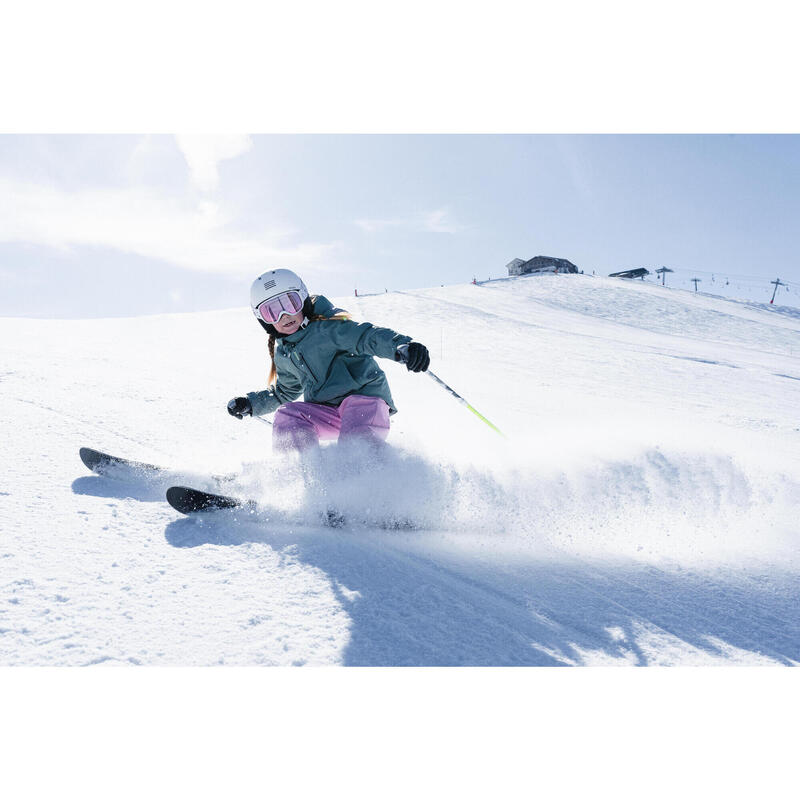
1;275;799;666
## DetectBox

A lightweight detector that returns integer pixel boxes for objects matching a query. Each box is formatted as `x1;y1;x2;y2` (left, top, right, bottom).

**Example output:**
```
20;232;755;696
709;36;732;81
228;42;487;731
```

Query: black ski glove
227;396;253;419
395;342;430;372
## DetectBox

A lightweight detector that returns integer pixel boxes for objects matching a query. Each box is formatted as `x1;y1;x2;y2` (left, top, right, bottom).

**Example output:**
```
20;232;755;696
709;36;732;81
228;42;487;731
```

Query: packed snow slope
2;274;799;666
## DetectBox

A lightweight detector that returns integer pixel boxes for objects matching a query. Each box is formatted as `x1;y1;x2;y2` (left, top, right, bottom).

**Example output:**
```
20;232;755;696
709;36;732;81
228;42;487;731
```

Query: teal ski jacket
246;295;412;417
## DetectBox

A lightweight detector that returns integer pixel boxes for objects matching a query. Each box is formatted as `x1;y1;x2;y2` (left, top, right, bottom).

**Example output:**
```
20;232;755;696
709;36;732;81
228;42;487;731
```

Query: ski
80;446;168;476
166;485;255;515
79;447;235;484
165;484;420;529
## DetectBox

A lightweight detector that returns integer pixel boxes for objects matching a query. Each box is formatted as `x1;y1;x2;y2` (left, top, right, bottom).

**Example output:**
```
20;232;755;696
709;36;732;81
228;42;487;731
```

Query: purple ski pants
272;395;391;451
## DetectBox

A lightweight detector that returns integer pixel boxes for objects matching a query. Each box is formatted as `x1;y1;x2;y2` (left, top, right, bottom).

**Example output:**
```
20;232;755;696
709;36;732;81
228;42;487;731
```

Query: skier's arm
246;370;304;416
324;319;414;360
325;319;429;370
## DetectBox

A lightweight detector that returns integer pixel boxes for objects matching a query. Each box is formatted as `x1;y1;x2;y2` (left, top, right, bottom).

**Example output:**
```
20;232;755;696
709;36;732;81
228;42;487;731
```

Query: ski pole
252;415;273;427
425;370;505;437
396;344;504;437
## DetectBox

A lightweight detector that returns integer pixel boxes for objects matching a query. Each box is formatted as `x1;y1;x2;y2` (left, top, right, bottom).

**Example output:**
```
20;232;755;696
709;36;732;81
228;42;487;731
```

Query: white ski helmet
249;268;310;322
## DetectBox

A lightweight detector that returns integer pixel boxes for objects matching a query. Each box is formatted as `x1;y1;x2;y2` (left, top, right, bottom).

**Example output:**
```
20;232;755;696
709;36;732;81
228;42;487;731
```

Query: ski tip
166;486;203;514
79;447;105;471
166;485;242;515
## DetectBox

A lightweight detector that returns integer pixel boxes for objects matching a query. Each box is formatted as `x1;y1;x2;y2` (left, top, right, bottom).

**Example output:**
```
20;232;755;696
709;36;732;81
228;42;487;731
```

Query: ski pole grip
395;344;410;363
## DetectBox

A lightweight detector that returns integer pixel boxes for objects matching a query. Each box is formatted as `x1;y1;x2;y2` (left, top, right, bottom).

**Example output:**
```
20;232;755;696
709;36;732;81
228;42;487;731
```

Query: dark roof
523;256;578;271
609;268;650;279
508;255;579;275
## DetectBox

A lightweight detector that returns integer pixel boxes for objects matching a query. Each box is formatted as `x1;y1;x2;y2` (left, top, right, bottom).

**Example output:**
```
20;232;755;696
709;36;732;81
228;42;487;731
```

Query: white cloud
354;217;404;233
0;177;336;275
175;135;253;193
423;208;463;234
355;206;463;234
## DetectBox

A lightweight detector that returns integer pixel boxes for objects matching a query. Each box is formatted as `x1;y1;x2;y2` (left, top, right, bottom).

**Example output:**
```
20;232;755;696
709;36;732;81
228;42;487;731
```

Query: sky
2;134;800;317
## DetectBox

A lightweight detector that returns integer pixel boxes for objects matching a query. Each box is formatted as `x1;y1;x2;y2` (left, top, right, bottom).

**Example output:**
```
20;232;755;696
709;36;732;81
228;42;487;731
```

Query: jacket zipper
298;353;318;383
284;343;317;383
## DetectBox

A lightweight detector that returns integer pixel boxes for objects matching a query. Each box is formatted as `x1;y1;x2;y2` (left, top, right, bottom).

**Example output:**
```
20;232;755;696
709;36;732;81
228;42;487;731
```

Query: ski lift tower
655;267;674;286
770;277;786;304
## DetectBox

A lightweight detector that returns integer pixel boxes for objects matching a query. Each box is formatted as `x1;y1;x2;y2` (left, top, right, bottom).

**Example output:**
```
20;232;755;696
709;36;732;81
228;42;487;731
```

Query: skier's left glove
395;342;430;372
227;396;253;419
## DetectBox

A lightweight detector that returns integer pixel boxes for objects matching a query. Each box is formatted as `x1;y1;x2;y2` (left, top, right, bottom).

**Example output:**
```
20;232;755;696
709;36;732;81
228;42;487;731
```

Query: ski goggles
256;291;305;324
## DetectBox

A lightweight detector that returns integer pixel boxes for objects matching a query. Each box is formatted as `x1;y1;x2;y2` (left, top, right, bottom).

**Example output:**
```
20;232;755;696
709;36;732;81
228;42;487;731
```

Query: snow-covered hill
2;274;799;665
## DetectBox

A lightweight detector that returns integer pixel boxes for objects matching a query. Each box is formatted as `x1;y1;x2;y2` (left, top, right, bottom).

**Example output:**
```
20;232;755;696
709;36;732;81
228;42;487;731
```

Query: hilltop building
506;255;580;276
609;268;650;280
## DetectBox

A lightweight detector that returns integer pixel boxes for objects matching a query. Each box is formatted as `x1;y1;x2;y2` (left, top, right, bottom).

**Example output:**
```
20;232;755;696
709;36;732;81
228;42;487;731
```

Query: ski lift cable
668;266;789;284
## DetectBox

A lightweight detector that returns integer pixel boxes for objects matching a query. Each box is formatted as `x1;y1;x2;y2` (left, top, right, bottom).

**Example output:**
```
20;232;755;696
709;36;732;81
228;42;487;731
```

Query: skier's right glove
227;396;253;419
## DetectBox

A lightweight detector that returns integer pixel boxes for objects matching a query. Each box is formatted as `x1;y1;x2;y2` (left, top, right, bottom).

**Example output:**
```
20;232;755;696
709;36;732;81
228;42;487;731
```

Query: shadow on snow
163;513;800;667
71;475;166;503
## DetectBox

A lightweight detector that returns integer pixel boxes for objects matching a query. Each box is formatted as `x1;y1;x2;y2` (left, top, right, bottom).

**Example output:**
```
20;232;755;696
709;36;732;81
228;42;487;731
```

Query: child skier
227;269;430;452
